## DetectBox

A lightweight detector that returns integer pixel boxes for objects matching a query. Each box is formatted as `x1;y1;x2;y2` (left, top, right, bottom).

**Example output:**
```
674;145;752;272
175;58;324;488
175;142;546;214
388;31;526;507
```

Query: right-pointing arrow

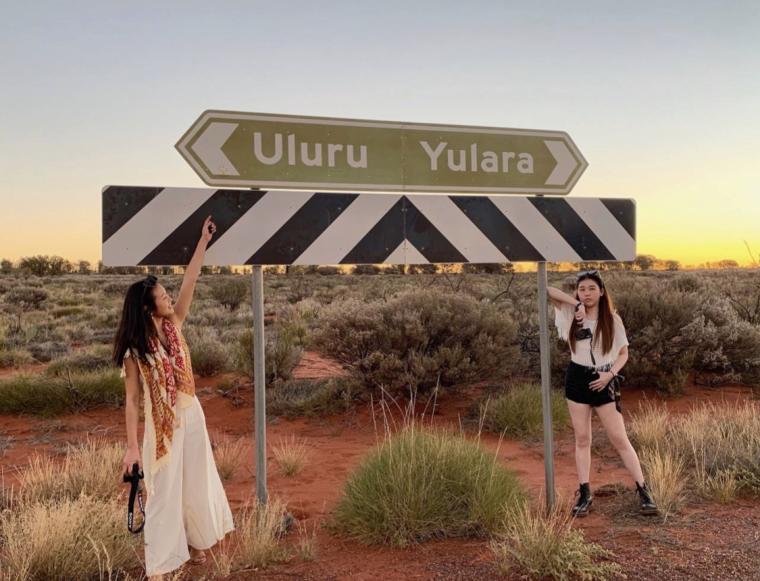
191;122;240;176
544;140;577;186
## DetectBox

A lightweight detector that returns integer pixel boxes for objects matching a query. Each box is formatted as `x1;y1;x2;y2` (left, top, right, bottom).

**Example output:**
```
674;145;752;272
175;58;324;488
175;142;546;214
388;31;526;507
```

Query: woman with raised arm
548;269;658;518
113;216;234;580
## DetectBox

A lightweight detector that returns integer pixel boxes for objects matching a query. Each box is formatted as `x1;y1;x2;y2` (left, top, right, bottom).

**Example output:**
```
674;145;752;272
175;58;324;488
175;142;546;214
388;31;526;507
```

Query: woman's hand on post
122;446;142;476
201;215;217;244
589;371;614;391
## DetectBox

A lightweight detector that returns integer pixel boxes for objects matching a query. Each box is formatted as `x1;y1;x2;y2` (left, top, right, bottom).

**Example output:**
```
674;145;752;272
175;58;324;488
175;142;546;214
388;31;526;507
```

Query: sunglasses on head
576;269;604;288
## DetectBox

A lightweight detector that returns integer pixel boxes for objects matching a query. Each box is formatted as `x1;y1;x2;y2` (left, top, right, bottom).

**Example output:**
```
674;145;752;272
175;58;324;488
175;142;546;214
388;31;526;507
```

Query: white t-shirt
552;303;629;367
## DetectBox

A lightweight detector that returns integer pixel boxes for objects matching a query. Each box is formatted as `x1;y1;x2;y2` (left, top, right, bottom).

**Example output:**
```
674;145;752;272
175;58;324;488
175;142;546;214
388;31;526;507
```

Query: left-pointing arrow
191;122;239;176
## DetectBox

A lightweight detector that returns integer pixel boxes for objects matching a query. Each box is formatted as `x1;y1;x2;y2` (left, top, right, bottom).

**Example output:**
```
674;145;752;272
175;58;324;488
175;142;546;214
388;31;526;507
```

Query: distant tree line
0;254;749;277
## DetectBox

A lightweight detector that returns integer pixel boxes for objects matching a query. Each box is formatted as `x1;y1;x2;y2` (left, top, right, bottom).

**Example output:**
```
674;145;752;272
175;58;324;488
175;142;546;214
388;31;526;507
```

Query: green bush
614;287;702;394
28;341;70;363
211;277;250;311
0;369;123;416
268;377;359;418
44;345;112;376
4;287;49;310
333;427;524;545
0;348;34;369
184;326;230;377
311;288;522;396
235;326;303;384
480;383;569;439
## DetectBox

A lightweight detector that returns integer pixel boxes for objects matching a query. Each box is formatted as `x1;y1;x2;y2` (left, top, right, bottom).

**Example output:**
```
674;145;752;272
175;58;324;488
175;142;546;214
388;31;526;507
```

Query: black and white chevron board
102;186;635;266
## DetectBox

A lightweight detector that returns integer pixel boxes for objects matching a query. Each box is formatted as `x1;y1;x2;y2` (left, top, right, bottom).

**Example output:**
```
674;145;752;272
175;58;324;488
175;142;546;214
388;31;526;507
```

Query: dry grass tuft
272;436;310;477
490;498;621;581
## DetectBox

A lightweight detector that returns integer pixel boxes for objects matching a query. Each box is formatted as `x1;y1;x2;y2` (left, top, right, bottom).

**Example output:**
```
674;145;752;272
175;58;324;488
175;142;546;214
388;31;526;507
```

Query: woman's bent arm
547;286;578;308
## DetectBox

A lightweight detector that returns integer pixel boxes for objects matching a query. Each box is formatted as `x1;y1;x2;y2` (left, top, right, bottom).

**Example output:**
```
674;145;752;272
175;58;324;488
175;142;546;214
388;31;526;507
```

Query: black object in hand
123;463;145;534
123;462;143;483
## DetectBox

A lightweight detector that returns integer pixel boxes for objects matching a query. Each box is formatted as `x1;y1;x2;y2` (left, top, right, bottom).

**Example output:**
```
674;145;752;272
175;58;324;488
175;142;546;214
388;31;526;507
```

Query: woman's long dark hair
113;275;160;367
568;271;616;356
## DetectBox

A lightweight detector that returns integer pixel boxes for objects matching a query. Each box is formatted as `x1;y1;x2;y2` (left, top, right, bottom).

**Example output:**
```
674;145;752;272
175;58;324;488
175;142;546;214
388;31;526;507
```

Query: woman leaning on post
548;269;658;517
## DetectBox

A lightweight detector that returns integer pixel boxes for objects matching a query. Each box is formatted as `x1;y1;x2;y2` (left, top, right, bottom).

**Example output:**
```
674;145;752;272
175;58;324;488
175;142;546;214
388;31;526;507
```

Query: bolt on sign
175;111;588;195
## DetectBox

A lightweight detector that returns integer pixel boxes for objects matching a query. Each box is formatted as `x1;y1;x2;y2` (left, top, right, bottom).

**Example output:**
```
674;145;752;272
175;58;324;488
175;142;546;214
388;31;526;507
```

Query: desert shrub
184;326;230;376
211;277;250;311
0;370;123;416
0;495;138;581
480;383;569;439
490;500;621;580
332;427;524;545
352;264;381;275
317;266;341;276
0;348;34;369
235;326;303;384
44;344;112;376
267;377;358;418
312;288;522;396
4;287;48;310
614;287;702;394
667;273;704;293
681;296;760;387
28;341;70;363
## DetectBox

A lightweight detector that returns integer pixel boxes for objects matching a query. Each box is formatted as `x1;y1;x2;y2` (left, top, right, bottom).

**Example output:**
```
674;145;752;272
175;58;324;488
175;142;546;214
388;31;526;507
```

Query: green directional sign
176;110;587;195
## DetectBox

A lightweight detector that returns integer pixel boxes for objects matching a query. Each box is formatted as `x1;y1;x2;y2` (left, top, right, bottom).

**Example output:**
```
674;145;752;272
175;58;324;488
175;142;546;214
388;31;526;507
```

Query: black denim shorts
564;361;618;409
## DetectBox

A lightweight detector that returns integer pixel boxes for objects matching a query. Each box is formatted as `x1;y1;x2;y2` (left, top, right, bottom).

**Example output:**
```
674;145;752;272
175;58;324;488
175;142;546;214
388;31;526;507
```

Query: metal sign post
536;262;555;510
251;265;267;504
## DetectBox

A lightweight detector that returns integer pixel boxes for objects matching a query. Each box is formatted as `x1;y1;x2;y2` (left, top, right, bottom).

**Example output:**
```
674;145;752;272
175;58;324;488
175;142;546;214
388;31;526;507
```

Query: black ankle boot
571;482;593;517
636;482;658;516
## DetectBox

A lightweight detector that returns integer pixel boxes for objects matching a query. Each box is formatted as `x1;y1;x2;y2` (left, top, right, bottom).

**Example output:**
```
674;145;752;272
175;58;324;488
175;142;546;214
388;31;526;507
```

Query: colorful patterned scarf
132;317;195;478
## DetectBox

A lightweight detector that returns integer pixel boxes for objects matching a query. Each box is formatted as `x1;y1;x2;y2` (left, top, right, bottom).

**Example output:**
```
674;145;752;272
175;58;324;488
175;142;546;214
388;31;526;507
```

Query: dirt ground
1;352;759;580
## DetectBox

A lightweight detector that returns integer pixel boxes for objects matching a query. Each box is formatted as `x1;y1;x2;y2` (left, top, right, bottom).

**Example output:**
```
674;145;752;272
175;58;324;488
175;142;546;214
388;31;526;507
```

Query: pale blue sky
1;0;758;265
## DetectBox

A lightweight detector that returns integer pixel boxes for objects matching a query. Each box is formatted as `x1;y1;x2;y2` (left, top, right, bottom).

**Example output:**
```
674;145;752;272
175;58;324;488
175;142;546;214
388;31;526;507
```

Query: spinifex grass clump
630;401;760;503
480;383;569;439
490;500;621;581
0;369;123;416
333;420;524;546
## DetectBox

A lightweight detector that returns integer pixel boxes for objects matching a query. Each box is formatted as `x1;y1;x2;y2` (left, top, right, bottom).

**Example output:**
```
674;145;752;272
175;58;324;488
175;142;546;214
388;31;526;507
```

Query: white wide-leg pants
143;395;235;576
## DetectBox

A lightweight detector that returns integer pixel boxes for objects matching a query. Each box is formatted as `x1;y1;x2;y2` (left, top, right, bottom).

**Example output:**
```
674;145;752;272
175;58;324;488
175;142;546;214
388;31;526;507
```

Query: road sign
102;186;634;266
175;111;588;195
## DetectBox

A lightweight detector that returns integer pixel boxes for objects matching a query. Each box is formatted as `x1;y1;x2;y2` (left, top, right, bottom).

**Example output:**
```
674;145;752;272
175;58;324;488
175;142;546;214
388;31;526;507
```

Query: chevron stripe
204;190;314;264
102;187;215;265
102;186;636;266
140;189;265;265
406;195;507;263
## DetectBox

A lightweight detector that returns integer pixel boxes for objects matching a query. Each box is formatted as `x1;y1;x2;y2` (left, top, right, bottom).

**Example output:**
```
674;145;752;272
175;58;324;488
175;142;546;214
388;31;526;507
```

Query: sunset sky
1;1;758;267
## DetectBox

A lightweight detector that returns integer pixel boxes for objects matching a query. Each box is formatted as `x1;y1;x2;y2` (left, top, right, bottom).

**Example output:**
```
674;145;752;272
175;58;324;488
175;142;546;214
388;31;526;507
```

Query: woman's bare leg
566;400;593;483
594;402;645;484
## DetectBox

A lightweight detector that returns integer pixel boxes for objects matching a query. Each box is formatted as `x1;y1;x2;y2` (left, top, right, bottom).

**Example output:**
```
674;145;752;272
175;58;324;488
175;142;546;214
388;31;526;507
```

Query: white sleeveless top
553;303;629;367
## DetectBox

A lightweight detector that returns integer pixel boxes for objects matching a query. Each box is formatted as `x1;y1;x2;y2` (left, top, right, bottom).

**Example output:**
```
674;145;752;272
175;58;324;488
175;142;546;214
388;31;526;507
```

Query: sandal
189;550;206;565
